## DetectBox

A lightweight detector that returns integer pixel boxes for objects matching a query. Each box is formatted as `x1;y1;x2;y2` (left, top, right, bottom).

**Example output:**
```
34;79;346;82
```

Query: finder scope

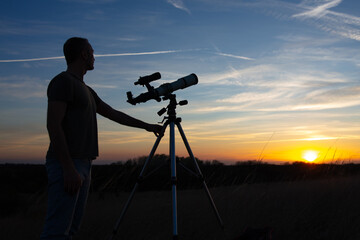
134;72;161;86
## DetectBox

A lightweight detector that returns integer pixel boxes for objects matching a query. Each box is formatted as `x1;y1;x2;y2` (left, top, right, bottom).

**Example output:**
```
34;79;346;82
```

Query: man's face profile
83;42;95;71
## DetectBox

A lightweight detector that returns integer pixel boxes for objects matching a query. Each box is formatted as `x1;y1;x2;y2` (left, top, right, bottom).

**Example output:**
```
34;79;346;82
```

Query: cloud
213;0;360;41
217;91;287;105
194;55;360;113
88;83;117;89
216;52;255;61
167;0;191;14
195;37;360;115
293;0;342;19
0;75;47;99
292;86;360;110
211;44;254;61
289;0;360;41
116;37;140;42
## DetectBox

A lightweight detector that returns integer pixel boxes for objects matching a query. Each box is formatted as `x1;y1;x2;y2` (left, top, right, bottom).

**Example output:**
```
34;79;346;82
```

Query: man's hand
63;168;83;195
147;124;163;137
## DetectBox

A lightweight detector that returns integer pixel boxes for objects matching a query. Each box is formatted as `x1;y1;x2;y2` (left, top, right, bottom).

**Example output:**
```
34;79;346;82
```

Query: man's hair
63;37;89;65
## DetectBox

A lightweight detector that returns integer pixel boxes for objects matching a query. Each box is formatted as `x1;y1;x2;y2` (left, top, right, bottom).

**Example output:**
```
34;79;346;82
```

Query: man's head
63;37;94;71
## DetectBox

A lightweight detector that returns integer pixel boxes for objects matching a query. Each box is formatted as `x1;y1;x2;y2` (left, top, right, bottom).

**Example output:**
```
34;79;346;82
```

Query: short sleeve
47;73;74;102
87;86;101;106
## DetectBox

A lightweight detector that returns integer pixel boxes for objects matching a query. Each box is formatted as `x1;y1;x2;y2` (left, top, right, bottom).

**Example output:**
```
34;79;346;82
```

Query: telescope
127;73;198;105
110;72;223;240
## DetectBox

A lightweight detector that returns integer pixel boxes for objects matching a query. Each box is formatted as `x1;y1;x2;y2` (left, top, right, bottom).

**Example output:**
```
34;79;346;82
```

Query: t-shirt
46;71;101;160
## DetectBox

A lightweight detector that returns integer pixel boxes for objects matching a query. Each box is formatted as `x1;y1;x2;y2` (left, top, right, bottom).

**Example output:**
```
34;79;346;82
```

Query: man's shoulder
47;72;76;100
49;71;78;89
51;71;72;82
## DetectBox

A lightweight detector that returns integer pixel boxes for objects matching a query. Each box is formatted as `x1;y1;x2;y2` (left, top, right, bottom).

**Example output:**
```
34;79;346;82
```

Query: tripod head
157;94;188;122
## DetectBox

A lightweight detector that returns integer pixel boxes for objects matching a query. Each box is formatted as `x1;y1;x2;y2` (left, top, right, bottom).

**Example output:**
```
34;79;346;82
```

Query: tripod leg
108;123;168;240
170;121;179;239
175;121;224;229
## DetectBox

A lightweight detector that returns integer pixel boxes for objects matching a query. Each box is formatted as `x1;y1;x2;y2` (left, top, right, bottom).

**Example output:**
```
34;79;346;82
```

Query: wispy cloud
289;0;360;41
211;44;254;61
166;0;191;14
216;52;254;61
116;37;140;42
293;0;342;19
217;0;360;41
88;83;117;89
196;56;359;113
0;76;47;98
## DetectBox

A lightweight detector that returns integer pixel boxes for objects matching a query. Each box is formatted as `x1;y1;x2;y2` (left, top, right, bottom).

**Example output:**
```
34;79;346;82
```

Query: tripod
109;94;224;240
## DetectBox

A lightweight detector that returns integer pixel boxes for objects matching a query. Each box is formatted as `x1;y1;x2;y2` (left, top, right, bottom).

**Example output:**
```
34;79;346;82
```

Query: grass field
2;173;360;240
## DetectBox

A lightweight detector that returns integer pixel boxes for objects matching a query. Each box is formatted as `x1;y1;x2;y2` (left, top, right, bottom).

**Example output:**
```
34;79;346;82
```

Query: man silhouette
40;37;162;239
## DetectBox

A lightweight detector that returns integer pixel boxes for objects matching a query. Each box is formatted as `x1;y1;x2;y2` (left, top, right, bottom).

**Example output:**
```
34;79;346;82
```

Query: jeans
40;158;92;240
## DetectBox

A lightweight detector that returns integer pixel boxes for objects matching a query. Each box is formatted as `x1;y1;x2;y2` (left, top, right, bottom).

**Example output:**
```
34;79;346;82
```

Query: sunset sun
302;150;319;162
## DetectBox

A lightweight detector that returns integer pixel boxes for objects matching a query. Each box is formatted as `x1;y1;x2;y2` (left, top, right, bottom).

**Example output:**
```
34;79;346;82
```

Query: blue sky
1;0;360;164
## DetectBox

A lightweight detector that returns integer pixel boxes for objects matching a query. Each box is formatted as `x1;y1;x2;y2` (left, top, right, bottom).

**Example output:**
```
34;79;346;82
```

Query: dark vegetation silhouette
2;155;360;239
1;154;360;216
90;155;360;194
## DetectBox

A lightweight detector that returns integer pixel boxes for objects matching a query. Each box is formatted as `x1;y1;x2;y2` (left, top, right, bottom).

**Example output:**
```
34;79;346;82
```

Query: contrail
0;50;184;63
216;52;254;61
0;56;64;63
94;50;182;57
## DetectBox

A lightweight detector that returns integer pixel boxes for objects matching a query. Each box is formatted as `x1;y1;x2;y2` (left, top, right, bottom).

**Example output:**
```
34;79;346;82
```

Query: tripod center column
169;121;178;239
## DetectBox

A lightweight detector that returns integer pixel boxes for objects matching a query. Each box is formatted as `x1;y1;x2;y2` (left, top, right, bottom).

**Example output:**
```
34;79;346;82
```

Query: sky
1;0;360;164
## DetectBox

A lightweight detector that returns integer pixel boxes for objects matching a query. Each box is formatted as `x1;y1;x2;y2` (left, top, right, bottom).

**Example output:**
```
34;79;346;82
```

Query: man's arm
96;99;163;136
47;101;83;194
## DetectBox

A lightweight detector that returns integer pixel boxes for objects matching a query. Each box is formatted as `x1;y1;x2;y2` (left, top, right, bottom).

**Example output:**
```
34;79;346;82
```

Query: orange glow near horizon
1;129;360;165
1;142;360;165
